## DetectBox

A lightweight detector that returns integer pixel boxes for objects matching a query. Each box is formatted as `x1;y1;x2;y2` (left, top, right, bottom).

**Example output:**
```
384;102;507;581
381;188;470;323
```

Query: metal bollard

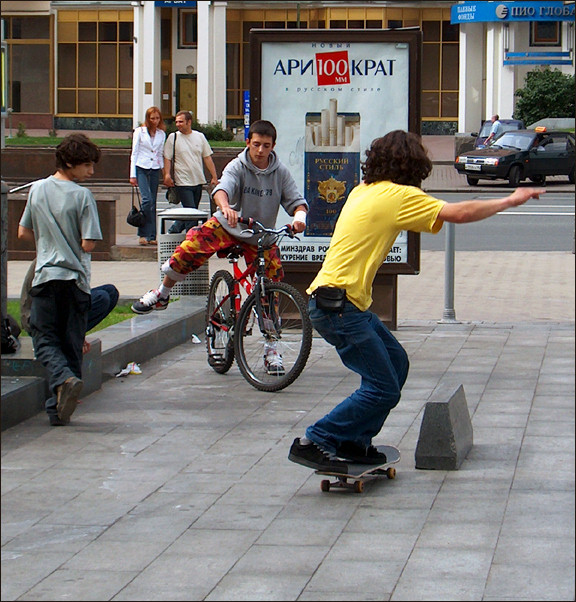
1;180;8;320
438;222;461;324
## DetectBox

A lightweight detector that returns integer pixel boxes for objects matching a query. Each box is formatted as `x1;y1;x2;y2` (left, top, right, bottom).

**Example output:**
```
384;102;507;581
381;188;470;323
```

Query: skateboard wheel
320;479;331;492
386;467;396;479
354;480;364;493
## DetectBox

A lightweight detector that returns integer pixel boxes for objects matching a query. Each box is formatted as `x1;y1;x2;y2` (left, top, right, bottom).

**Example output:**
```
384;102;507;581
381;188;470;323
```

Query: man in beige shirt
164;110;219;233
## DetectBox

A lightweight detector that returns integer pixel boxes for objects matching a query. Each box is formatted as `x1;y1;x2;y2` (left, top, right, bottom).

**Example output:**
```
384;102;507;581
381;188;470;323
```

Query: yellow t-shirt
307;181;446;311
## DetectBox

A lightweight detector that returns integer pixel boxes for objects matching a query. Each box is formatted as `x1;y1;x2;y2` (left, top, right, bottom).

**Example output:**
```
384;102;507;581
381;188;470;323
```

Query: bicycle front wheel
205;270;236;374
234;281;313;392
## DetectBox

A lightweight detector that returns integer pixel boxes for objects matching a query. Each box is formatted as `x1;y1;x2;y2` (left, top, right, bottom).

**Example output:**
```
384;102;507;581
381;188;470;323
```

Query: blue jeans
168;184;203;233
306;298;409;454
136;166;161;241
87;284;119;332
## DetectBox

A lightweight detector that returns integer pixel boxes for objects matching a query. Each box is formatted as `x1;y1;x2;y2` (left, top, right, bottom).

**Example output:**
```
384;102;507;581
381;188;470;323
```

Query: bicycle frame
205;219;313;391
230;256;255;314
210;226;279;330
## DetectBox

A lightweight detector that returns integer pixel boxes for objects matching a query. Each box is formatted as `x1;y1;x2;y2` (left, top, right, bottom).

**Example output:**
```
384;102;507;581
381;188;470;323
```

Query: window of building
530;21;561;46
4;16;52;114
56;10;133;117
179;8;198;48
422;19;459;120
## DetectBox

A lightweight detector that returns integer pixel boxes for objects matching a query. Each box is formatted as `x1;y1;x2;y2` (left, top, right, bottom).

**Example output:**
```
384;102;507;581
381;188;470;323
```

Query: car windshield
492;133;532;151
479;122;492;137
478;121;523;138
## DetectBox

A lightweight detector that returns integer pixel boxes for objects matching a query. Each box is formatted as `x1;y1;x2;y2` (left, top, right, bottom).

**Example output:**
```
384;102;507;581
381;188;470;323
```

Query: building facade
1;1;574;135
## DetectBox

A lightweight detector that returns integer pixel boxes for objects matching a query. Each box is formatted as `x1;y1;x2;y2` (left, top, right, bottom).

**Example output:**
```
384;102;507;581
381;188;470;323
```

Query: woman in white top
130;106;166;245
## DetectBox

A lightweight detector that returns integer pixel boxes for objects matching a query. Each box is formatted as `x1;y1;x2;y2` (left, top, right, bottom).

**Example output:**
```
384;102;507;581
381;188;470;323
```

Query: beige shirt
164;130;213;186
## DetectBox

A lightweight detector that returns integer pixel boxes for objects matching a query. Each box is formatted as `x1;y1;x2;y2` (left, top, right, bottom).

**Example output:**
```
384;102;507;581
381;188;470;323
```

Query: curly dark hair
55;133;101;169
361;130;432;188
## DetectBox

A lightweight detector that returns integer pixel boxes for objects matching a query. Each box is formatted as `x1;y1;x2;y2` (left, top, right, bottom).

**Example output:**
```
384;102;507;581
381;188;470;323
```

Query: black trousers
29;280;90;415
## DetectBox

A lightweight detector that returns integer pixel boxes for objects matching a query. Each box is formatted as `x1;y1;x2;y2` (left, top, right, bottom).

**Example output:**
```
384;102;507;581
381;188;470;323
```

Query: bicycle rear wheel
205;270;236;374
234;281;312;392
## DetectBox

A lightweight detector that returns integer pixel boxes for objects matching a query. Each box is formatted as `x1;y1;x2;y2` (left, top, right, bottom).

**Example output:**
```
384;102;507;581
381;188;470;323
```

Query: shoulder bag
126;186;146;227
166;132;180;204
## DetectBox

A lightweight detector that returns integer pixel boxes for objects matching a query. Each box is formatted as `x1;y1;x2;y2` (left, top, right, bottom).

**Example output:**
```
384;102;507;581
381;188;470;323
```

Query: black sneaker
336;441;387;464
288;438;348;472
49;414;69;426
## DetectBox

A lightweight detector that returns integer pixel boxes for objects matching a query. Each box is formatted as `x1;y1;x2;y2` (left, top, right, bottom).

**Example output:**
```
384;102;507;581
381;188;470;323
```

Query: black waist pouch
313;286;347;312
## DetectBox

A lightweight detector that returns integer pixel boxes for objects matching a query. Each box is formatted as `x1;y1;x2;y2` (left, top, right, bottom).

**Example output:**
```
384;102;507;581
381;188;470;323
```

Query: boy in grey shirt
132;119;308;306
131;120;308;375
18;133;102;426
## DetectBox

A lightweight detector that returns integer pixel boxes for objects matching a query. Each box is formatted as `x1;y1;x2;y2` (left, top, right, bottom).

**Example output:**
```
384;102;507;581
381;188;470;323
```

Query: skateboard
315;445;401;493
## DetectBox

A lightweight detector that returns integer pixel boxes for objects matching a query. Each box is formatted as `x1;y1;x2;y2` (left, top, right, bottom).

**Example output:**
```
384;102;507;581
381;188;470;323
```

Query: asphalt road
421;191;575;251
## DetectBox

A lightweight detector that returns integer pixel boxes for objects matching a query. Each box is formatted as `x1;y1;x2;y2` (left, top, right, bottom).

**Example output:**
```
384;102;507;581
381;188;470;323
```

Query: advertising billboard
249;30;422;274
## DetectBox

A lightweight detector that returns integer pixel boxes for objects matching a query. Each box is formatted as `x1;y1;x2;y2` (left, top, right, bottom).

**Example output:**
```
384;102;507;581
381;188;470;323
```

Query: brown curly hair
361;130;432;188
55;133;101;169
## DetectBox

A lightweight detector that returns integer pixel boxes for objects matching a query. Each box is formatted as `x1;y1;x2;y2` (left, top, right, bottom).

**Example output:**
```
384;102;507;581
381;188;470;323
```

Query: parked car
473;119;525;148
454;128;575;187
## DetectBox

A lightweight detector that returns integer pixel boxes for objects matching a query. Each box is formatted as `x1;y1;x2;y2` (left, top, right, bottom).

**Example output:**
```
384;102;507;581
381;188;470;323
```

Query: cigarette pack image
304;98;360;237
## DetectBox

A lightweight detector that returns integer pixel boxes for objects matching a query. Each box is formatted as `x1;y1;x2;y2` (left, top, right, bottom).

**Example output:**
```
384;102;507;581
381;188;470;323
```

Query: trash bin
157;208;210;296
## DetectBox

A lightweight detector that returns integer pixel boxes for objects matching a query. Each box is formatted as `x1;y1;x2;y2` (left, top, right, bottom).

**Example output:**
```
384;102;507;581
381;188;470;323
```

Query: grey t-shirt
19;176;102;295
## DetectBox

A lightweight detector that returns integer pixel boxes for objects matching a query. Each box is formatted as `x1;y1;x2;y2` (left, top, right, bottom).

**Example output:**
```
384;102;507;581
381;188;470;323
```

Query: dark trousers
168;184;203;233
29;280;90;416
88;284;119;331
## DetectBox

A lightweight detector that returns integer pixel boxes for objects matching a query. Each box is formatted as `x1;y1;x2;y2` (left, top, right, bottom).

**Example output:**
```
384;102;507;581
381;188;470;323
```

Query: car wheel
508;165;522;187
466;175;479;186
569;167;574;184
530;175;546;185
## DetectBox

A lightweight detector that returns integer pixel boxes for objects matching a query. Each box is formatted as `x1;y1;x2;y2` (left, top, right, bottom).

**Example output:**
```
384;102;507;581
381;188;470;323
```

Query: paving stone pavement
2;318;574;601
2;134;574;601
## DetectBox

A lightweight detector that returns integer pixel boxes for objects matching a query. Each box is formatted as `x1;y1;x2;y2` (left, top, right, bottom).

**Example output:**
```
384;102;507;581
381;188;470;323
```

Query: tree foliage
165;118;234;141
513;68;575;125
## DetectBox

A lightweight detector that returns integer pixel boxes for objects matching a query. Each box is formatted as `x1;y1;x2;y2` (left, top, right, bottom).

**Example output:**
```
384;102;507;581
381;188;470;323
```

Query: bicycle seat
217;245;245;260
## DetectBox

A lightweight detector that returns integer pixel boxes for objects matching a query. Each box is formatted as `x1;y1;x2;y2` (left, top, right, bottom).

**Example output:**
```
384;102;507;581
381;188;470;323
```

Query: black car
455;129;575;187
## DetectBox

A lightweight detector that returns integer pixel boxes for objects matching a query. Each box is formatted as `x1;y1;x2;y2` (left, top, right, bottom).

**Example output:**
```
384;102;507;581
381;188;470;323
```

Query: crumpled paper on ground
115;362;142;378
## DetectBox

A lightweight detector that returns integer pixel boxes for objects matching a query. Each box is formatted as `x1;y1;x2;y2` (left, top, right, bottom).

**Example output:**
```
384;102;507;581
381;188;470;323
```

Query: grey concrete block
1;376;45;431
414;384;473;470
1;337;102;397
0;301;205;429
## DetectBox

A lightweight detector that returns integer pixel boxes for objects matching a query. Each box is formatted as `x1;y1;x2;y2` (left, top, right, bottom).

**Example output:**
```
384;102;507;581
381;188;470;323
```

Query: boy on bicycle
131;120;308;372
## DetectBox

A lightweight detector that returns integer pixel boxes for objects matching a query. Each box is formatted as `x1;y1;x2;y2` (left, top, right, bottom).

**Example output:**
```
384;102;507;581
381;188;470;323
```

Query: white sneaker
264;348;285;376
131;289;169;314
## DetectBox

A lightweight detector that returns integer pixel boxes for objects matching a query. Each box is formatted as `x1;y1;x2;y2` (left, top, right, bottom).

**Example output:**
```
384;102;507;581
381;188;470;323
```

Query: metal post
439;222;461;324
1;180;8;320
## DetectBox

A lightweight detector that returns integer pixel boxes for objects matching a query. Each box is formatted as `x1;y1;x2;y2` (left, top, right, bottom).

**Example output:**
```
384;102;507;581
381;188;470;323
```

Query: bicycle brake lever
238;229;255;237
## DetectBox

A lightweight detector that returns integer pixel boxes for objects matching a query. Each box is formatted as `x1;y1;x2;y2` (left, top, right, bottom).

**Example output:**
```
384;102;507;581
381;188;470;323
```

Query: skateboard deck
315;445;400;493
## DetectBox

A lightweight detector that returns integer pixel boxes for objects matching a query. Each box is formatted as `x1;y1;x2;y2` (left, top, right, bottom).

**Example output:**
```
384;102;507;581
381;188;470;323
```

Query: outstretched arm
438;187;545;224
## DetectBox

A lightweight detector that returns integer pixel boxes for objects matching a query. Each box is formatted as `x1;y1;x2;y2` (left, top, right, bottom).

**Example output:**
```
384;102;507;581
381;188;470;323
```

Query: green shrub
514;68;575;125
164;118;234;141
16;122;27;138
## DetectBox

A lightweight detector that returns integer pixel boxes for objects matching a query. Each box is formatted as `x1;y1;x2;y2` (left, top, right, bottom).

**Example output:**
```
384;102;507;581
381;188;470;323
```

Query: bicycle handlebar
237;217;296;239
